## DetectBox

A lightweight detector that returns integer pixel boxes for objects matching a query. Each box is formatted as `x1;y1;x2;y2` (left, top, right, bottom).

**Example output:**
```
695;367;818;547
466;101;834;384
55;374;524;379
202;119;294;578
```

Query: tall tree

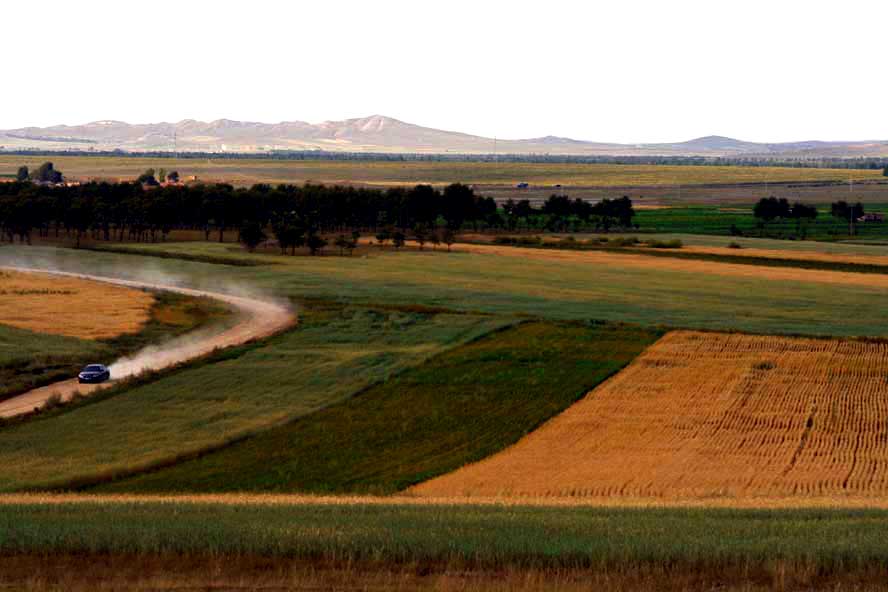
413;223;428;250
32;162;63;184
789;202;818;239
831;200;864;236
239;221;266;252
753;196;790;235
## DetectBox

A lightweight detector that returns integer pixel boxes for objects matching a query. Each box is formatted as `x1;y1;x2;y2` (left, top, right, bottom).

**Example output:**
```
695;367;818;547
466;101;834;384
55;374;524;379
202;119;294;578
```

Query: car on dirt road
78;364;110;384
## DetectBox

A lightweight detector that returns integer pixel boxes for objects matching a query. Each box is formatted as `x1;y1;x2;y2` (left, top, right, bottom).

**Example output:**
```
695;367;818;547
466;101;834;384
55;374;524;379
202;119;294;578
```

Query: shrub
646;239;683;249
43;392;63;411
728;242;743;249
609;237;640;247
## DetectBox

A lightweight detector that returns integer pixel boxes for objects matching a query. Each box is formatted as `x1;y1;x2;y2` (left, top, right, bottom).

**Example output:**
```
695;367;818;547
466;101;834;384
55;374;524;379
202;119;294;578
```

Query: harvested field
0;270;153;339
413;331;888;500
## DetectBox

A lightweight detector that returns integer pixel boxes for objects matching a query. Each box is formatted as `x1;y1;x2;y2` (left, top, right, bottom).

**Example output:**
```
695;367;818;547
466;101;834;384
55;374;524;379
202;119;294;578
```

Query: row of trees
15;163;64;184
752;196;867;237
0;167;638;252
137;168;180;186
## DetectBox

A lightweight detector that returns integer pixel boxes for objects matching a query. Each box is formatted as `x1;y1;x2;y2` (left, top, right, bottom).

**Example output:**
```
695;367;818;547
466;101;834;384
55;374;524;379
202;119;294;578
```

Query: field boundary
465;238;888;276
78;245;275;267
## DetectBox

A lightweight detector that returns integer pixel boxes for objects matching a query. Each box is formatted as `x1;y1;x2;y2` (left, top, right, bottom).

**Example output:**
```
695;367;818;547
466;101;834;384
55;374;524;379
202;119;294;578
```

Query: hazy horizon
4;1;888;144
5;113;887;146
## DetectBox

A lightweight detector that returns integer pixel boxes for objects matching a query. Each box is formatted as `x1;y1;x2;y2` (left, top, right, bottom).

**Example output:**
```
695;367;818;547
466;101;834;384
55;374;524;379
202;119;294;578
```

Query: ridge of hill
3;115;888;157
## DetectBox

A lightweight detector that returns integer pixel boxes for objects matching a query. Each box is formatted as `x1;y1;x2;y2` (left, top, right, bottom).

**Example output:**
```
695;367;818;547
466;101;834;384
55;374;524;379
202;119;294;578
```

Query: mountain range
2;115;887;158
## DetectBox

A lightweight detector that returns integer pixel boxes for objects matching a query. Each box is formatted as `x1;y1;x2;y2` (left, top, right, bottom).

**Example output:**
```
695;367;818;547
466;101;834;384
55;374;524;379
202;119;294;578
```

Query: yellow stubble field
0;270;153;339
413;330;888;501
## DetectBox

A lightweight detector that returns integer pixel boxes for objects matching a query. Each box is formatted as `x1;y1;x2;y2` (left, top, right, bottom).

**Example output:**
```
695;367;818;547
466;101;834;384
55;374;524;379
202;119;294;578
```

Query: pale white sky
3;0;887;143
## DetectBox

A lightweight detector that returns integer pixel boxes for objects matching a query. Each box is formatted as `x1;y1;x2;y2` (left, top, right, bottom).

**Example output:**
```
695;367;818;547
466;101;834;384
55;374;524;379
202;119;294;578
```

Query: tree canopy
31;162;63;184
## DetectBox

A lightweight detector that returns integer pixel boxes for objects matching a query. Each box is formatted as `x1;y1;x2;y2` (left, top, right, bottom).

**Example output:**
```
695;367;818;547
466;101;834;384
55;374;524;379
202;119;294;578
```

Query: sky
3;0;887;143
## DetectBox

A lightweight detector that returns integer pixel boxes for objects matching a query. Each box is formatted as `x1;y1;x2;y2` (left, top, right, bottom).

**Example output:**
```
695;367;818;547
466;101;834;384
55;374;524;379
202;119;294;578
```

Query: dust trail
0;264;296;419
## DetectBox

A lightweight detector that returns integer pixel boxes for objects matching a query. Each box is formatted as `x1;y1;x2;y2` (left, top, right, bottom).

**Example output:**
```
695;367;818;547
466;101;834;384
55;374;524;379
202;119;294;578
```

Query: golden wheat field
0;270;153;339
413;331;888;500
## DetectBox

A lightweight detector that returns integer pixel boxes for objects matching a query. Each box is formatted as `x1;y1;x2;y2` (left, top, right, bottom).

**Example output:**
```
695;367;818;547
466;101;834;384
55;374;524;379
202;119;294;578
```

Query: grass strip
79;245;274;267
1;500;888;579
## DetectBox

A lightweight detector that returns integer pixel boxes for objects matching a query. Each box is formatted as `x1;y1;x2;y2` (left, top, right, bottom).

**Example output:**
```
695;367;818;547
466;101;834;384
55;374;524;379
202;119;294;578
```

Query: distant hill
2;115;887;158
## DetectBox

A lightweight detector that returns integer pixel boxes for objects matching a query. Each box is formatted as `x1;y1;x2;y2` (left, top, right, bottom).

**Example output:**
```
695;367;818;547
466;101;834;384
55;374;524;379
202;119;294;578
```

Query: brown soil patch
412;331;888;500
0;270;153;339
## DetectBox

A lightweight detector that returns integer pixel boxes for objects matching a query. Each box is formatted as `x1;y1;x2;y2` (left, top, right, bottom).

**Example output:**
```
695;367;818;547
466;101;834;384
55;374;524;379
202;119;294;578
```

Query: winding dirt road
0;267;296;419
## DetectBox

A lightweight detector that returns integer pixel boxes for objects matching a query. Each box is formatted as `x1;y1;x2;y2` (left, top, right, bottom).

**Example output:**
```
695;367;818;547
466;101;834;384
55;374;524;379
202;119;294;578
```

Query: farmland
1;154;883;189
0;269;153;339
13;241;888;337
0;304;507;491
0;285;227;403
415;331;888;500
97;322;660;493
3;498;888;591
7;222;888;587
633;204;888;239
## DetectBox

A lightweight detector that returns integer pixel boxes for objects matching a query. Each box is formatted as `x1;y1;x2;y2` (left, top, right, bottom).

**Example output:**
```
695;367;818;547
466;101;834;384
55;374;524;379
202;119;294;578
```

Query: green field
16;241;888;337
635;205;888;240
0;304;507;491
5;235;888;587
1;499;887;587
1;154;881;188
99;321;660;493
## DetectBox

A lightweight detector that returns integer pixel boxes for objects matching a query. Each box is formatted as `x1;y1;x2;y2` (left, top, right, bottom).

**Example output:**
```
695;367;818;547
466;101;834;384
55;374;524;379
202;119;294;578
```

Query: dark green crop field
635;204;888;240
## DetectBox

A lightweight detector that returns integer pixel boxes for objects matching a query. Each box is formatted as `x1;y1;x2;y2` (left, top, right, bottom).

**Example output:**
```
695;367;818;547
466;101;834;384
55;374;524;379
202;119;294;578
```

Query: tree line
0;163;637;253
752;196;871;238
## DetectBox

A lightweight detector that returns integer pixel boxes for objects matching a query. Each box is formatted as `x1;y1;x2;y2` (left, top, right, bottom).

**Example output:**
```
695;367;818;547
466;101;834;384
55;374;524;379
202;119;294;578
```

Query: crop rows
415;331;888;499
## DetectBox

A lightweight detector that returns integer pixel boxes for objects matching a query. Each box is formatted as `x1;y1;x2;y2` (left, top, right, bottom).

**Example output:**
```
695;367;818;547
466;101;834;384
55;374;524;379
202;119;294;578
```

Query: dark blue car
78;364;110;384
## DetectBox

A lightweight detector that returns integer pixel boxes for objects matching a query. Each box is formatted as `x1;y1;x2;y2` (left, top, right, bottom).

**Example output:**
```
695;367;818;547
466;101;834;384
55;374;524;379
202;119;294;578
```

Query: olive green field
1;154;882;189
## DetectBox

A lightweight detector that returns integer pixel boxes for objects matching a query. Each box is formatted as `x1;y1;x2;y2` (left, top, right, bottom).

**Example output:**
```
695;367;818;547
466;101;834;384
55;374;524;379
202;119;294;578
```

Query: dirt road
0;267;296;419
